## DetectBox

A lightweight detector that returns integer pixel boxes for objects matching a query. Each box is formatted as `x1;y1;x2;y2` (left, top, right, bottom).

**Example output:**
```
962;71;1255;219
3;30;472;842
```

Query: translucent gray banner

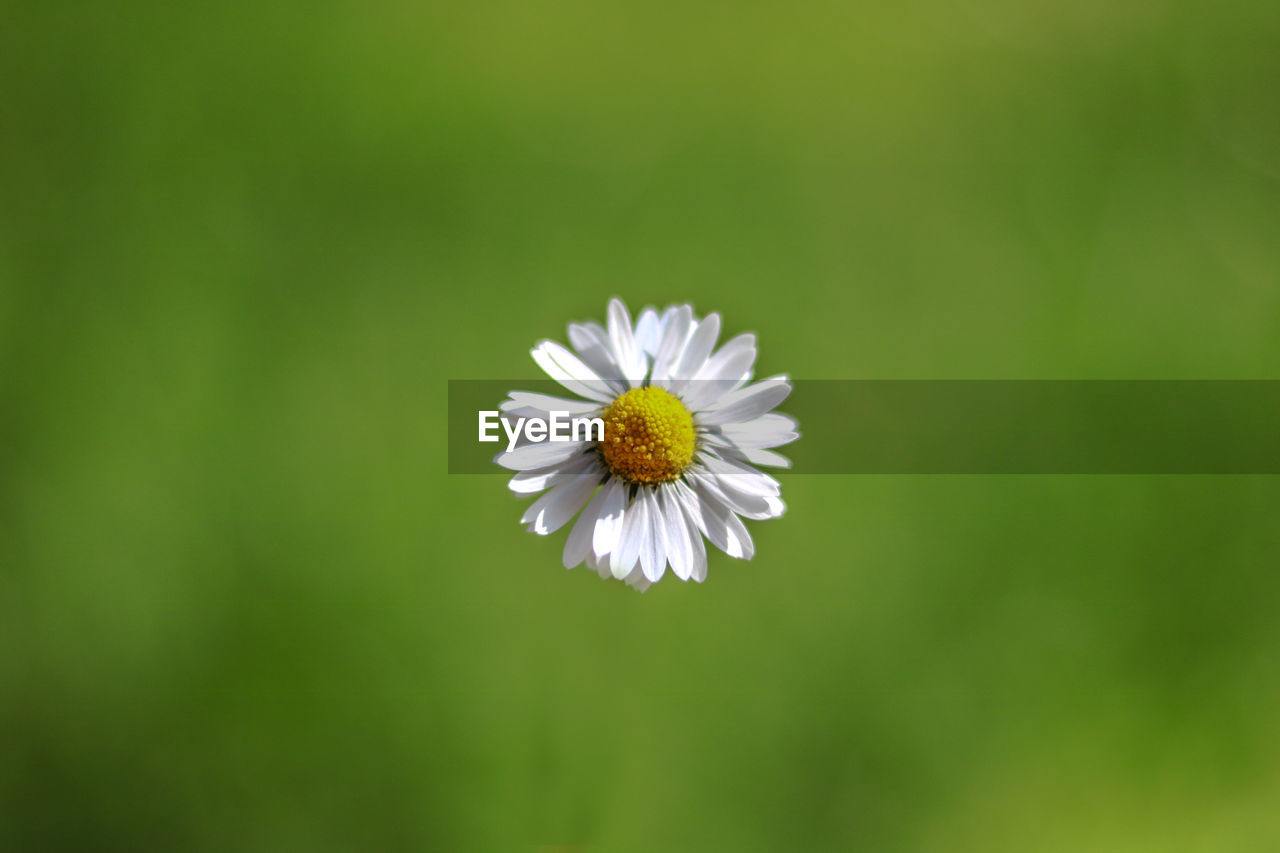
448;380;1280;474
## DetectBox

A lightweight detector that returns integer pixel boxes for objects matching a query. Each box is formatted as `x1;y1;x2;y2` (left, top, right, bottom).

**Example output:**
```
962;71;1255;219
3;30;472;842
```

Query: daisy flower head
495;299;799;591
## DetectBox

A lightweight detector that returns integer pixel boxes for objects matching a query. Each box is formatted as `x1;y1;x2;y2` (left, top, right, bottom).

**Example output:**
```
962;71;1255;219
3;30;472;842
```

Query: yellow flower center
598;386;696;484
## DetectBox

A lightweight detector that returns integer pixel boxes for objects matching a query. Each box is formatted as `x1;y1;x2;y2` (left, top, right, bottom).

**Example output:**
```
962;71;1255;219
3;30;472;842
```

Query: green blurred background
3;1;1279;850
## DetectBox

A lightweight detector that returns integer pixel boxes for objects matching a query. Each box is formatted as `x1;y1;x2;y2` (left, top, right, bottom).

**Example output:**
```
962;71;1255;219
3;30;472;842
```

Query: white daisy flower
495;298;799;591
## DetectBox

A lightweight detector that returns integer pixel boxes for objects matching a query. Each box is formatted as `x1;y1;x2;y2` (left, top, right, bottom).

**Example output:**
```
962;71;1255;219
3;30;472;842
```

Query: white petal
688;469;784;521
656;305;678;339
638;488;666;583
721;509;755;560
667;313;720;393
563;481;613;568
699;454;781;496
591;478;627;562
697;376;791;425
675;480;753;560
567;321;608;353
606;298;648;387
683;336;757;410
501;392;600;417
686;350;752;409
698;431;732;449
696;334;756;381
702;431;791;469
567;322;628;392
495;441;589;471
623;565;652;592
680;494;709;582
687;468;755;517
521;475;599;535
584;546;611;578
720;412;800;449
507;453;599;494
531;341;616;403
635;308;662;355
658;485;692;581
733;447;792;468
672;479;715;551
650;305;694;385
611;488;647;579
499;405;557;422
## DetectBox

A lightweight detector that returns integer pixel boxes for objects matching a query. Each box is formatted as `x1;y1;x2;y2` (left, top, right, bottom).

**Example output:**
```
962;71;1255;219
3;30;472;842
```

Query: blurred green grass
2;0;1279;850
